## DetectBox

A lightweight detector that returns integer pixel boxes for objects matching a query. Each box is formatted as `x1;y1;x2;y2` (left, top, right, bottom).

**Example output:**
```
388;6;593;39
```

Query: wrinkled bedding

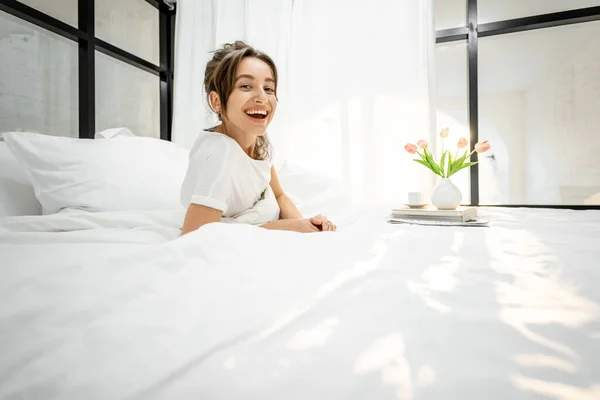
1;207;599;400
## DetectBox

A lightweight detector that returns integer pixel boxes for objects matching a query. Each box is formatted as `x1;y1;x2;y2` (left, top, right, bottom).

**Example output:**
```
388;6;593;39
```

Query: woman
181;41;336;235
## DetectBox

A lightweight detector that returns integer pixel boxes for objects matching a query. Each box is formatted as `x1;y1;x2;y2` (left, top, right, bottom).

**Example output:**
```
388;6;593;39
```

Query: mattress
1;206;599;399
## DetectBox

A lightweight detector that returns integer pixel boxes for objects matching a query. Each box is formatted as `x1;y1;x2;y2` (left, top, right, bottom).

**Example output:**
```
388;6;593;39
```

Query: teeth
245;110;267;115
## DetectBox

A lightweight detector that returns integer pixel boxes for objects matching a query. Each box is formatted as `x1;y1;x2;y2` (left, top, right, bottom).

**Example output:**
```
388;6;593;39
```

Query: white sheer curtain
172;0;436;206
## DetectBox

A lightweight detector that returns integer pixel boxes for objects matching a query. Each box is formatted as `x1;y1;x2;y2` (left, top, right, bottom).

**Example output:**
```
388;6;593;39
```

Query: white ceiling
436;20;600;97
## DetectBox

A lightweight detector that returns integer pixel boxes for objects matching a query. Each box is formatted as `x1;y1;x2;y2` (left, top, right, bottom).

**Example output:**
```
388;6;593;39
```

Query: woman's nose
254;89;268;103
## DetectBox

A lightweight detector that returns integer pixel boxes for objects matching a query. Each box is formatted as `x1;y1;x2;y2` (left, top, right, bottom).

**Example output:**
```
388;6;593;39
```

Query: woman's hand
309;214;336;232
260;217;335;233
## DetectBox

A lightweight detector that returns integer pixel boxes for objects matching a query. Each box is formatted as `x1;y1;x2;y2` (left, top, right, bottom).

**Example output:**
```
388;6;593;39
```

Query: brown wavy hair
204;41;278;161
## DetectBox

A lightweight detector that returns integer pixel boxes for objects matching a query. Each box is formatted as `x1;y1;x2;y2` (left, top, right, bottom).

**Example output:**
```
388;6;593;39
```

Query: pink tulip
457;137;468;149
417;140;428;149
440;127;450;138
404;143;418;154
475;140;491;153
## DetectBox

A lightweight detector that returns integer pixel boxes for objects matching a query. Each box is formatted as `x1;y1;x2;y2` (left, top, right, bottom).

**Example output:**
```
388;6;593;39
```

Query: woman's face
222;57;277;137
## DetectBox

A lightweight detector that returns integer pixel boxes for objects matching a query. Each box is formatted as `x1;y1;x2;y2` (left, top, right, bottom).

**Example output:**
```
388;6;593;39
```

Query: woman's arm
269;166;303;219
268;166;336;231
181;203;223;235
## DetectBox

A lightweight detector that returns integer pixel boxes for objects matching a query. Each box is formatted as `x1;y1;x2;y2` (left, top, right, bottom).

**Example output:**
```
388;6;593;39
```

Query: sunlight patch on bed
405;232;465;313
419;297;452;313
314;231;404;300
354;333;425;400
512;375;600;400
486;228;600;361
259;232;400;339
354;333;413;399
223;357;236;370
278;358;291;368
416;365;437;388
514;354;576;373
286;318;339;351
259;305;312;339
450;231;465;253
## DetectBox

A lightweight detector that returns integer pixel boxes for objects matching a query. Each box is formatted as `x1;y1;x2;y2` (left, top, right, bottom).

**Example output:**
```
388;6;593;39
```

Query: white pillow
94;127;136;139
275;161;347;216
0;142;42;218
2;132;189;214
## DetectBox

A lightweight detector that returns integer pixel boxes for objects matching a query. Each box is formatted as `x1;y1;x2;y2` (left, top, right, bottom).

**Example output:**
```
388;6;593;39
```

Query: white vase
432;178;462;210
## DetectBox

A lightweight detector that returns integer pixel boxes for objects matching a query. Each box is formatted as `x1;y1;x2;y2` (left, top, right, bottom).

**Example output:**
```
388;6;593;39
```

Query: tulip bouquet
404;127;491;178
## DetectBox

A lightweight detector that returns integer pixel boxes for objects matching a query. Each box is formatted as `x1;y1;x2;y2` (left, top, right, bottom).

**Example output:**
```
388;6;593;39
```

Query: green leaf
413;159;429;167
423;149;443;176
416;151;436;171
440;151;448;177
413;159;437;175
447;161;478;177
449;151;469;176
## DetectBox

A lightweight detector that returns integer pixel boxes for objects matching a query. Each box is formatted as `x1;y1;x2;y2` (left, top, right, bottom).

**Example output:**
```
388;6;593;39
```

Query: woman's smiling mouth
244;109;269;119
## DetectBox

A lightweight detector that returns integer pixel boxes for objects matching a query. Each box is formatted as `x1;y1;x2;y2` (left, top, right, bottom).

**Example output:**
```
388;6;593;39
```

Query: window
0;0;174;141
18;0;78;27
435;0;600;207
95;0;159;64
96;51;160;138
435;0;467;30
479;22;600;205
0;10;78;137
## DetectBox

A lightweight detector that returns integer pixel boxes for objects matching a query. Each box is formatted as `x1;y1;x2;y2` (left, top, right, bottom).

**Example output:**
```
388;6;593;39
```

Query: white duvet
1;207;599;400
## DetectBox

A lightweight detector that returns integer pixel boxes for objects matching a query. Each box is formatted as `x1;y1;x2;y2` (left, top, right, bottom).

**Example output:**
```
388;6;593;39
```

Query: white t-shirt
180;130;280;225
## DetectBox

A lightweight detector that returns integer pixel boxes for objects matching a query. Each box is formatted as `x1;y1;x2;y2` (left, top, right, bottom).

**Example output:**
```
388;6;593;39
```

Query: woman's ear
209;91;221;113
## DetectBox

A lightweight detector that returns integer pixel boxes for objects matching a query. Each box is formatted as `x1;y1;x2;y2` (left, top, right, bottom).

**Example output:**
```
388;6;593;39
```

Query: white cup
407;191;424;206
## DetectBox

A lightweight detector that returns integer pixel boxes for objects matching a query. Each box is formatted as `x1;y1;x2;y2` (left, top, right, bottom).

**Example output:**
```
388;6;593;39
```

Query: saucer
404;203;430;209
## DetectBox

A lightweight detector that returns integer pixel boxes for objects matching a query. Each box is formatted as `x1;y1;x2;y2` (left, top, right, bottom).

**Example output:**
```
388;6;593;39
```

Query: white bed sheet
1;207;599;400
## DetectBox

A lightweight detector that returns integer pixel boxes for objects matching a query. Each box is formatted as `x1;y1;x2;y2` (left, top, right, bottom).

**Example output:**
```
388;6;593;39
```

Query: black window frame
435;0;600;210
0;0;176;141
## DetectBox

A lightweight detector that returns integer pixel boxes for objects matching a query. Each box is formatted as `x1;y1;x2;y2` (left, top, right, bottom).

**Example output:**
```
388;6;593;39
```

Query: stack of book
388;206;488;226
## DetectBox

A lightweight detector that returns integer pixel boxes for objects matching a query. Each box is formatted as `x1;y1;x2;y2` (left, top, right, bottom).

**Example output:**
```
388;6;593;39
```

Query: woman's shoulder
191;130;238;158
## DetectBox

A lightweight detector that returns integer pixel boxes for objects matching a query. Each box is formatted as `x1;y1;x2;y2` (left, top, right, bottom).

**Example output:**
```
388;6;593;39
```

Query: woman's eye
265;87;275;93
240;84;252;90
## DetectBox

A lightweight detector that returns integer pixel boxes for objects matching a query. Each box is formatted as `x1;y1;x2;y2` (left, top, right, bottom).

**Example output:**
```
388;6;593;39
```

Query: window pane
95;52;160;139
95;0;159;65
435;41;471;204
479;21;600;205
18;0;78;27
435;0;467;30
479;0;600;24
0;11;78;137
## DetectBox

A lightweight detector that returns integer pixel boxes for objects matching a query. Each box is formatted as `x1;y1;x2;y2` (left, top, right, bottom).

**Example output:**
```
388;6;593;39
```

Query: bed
1;132;600;400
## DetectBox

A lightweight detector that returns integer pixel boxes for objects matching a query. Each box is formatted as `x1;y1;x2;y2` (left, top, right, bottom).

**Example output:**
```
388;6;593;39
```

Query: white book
390;206;478;222
388;217;489;227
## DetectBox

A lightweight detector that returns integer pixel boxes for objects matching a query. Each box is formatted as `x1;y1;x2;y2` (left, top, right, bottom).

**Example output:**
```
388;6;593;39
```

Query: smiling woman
180;41;336;235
